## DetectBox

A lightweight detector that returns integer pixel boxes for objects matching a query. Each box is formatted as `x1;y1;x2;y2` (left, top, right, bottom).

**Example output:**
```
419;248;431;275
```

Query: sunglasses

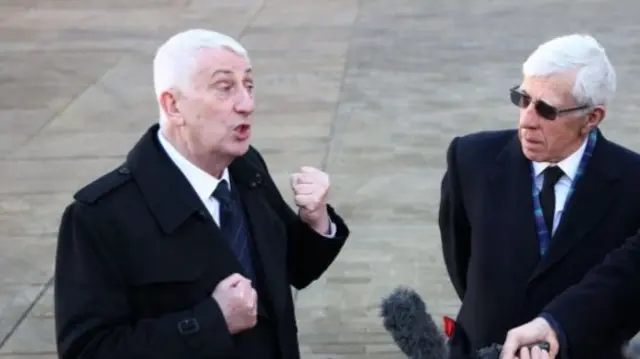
509;85;590;121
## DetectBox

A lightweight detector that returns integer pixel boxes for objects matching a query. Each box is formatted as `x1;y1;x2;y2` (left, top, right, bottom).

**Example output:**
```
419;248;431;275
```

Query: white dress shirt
158;130;229;227
157;129;336;236
531;137;588;235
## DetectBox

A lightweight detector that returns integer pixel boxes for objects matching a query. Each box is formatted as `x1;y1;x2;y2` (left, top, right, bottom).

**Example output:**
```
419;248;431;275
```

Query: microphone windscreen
380;287;448;359
623;338;640;359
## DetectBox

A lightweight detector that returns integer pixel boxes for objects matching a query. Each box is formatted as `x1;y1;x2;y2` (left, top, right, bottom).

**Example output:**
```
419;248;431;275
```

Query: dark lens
535;101;558;120
510;90;530;108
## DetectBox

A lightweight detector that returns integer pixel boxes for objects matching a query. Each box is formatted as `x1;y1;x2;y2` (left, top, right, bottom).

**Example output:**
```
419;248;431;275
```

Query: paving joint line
294;0;362;303
0;277;55;350
7;54;128;158
320;0;362;172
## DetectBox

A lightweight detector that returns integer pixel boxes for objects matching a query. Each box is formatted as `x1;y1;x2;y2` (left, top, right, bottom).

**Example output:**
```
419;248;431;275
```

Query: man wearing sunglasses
439;33;640;359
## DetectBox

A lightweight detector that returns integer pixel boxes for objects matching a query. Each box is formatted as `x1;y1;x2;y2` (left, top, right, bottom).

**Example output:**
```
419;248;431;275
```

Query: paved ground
2;0;640;358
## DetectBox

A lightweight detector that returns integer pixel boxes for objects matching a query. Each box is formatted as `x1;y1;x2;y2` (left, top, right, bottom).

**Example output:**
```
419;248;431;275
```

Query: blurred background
2;0;640;358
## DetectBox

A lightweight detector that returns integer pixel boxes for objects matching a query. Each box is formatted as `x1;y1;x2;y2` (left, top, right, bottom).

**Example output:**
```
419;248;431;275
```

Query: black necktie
539;166;564;235
212;179;255;282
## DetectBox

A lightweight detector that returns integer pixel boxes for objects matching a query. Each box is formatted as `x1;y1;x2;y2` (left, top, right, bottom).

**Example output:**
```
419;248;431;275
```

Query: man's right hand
500;317;560;359
212;273;258;334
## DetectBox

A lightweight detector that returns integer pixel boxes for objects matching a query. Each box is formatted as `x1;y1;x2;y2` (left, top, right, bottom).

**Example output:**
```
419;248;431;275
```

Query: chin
522;148;545;162
228;141;251;157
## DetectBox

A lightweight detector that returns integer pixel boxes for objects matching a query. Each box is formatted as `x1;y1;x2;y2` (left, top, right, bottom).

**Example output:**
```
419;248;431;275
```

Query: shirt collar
157;129;230;202
532;136;588;181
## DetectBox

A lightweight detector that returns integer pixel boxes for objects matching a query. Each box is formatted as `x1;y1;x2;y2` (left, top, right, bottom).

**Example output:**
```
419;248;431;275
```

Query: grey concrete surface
2;0;640;358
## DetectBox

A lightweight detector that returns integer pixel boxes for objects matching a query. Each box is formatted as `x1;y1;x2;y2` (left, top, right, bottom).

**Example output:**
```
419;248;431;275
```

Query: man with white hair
438;33;640;359
53;29;350;359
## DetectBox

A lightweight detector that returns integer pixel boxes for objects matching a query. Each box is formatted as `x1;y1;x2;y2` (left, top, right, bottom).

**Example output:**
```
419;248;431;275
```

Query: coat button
252;173;262;187
196;210;208;219
177;318;200;335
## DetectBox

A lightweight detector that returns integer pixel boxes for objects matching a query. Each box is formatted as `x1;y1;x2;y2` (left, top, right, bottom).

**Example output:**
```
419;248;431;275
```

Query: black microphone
380;286;448;359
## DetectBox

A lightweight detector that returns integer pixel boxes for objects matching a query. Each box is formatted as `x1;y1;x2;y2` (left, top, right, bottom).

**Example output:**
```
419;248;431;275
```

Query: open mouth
233;124;251;140
235;124;250;133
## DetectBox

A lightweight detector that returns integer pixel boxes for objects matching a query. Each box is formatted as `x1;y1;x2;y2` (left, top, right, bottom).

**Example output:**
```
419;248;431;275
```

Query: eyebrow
211;68;253;78
522;89;557;105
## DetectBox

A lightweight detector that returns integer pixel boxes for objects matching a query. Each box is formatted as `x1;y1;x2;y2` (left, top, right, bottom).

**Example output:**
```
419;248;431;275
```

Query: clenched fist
212;273;258;334
290;166;331;234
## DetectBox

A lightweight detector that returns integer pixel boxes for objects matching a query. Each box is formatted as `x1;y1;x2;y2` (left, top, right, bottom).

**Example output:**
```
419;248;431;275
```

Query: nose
234;89;254;115
519;103;539;129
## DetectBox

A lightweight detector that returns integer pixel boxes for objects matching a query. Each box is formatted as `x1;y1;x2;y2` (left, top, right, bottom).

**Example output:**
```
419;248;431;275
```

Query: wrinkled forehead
520;72;577;106
193;46;252;79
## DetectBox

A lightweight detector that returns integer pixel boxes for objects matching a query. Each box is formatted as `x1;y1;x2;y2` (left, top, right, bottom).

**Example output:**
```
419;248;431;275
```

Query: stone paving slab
0;287;54;354
2;0;640;357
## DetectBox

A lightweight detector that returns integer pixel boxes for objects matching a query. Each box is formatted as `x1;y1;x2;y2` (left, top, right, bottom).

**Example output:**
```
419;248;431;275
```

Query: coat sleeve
542;231;640;358
438;136;471;300
54;202;234;359
250;149;350;290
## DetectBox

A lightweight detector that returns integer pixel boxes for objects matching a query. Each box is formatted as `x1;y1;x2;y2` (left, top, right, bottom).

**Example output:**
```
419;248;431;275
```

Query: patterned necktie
539;166;564;235
212;179;255;281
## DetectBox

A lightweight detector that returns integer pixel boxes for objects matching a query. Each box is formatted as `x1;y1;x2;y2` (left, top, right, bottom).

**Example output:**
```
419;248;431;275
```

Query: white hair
522;34;616;108
153;29;250;125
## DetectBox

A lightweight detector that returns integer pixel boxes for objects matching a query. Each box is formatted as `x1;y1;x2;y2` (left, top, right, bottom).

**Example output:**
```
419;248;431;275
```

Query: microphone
380;286;550;359
380;286;448;359
623;338;640;359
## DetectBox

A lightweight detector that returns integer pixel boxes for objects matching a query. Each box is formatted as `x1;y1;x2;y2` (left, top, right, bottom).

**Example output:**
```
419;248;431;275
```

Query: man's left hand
508;345;552;359
291;166;330;233
500;317;559;359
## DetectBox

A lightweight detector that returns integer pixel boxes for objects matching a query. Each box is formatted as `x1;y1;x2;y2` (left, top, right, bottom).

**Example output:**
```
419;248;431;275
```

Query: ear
584;106;605;132
159;90;184;126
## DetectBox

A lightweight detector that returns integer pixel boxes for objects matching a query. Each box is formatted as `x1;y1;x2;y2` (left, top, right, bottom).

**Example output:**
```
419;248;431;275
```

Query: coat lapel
125;124;258;291
229;156;288;317
488;134;542;280
126;124;208;234
126;124;289;316
530;132;620;281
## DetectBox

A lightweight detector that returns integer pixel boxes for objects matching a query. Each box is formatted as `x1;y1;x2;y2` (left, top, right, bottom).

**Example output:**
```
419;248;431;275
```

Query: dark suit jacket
438;129;640;359
543;231;640;357
53;124;350;359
